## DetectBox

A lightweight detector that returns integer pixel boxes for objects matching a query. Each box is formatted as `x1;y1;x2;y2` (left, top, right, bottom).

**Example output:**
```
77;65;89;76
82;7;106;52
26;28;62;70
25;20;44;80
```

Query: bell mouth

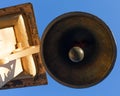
41;12;117;88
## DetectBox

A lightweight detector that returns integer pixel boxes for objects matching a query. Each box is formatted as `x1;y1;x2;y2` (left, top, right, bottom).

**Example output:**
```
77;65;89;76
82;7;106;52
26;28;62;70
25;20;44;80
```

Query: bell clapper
68;46;84;62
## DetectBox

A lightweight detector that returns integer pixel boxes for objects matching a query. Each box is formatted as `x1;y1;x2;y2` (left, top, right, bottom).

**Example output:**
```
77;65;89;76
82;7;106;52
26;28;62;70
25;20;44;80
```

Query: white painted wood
0;27;16;58
0;27;23;88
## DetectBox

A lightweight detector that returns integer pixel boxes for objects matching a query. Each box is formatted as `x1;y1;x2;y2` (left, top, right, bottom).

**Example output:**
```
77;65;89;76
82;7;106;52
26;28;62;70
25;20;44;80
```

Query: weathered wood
0;3;47;89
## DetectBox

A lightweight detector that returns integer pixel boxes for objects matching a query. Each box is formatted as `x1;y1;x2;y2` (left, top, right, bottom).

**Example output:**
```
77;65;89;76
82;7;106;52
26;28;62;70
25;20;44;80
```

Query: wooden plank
14;14;37;77
0;45;40;65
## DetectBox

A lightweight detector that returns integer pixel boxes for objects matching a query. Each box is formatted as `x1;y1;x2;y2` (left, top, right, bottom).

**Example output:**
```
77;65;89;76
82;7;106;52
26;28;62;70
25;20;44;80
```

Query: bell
41;12;117;88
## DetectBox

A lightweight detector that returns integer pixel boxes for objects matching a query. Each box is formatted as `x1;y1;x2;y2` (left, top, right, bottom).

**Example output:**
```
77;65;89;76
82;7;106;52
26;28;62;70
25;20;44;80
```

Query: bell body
41;12;117;88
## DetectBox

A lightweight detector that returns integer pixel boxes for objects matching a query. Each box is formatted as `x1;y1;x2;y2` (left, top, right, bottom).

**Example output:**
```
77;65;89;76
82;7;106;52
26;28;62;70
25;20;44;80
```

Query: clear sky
0;0;120;96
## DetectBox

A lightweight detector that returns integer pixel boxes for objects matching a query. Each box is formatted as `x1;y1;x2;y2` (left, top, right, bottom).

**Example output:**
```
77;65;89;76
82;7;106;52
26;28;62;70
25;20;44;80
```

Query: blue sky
0;0;120;96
